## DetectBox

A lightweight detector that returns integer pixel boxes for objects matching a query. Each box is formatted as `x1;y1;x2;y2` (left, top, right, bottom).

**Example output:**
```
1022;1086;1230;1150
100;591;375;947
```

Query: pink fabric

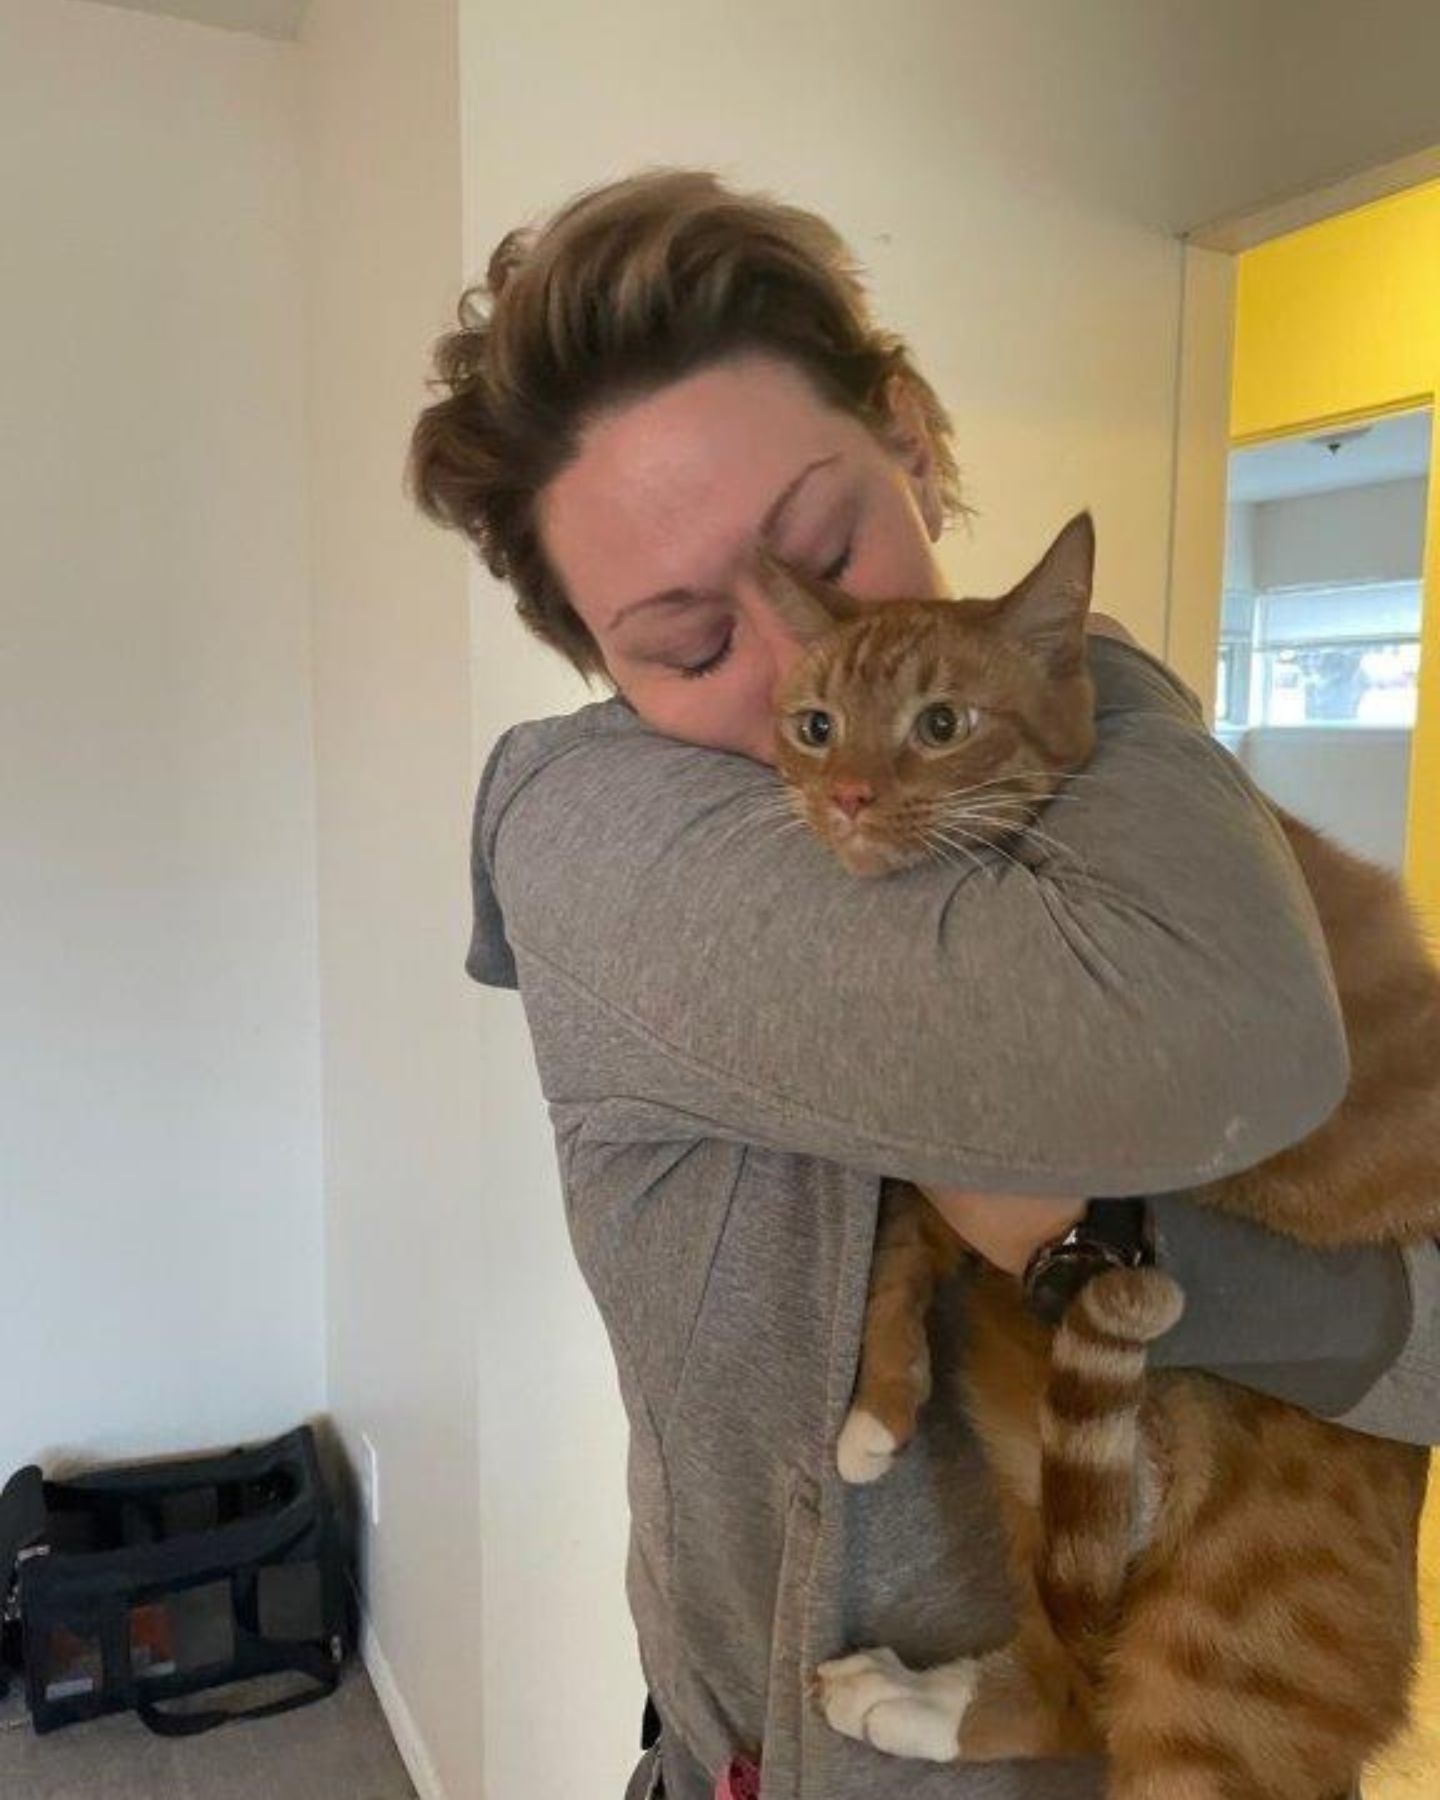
713;1755;761;1799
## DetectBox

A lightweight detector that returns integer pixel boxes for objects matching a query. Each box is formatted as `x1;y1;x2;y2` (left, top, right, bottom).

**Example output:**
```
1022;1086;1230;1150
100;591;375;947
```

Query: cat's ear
995;512;1094;672
754;548;863;644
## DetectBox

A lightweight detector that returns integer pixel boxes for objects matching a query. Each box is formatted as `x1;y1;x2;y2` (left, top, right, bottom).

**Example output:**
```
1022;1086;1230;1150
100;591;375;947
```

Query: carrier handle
0;1464;47;1696
135;1640;339;1737
0;1466;47;1587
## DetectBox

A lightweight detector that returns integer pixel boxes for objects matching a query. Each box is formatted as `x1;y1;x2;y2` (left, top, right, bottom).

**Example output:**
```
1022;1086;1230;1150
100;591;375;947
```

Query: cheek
622;654;782;761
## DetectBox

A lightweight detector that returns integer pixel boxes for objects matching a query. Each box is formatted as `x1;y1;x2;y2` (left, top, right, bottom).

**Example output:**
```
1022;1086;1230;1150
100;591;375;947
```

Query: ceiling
71;3;1440;239
1228;409;1432;504
81;0;307;40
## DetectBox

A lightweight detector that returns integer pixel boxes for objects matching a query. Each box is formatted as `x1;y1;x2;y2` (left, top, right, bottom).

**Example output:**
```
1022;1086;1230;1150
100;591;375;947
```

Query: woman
409;169;1439;1800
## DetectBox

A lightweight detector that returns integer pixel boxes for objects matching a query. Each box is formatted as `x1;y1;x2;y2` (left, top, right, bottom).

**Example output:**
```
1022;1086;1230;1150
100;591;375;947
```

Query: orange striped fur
770;517;1438;1800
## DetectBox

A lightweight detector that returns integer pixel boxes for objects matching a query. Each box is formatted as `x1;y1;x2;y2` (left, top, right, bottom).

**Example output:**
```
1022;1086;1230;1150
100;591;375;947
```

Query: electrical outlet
360;1432;381;1528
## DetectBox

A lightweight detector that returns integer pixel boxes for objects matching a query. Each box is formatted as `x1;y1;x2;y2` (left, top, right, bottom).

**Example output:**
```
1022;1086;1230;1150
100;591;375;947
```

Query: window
1215;634;1252;728
1216;580;1422;728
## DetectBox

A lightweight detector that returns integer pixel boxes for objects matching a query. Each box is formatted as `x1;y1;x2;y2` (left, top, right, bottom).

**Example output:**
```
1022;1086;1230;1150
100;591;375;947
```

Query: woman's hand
920;1187;1086;1278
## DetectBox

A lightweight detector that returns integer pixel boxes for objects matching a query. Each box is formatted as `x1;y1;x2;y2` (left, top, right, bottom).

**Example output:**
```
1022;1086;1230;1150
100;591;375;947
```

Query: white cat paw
836;1409;899;1484
814;1646;975;1762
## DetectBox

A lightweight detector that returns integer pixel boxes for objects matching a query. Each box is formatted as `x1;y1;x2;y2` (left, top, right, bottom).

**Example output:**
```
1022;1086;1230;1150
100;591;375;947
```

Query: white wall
0;0;323;1476
1252;477;1428;590
1225;502;1258;597
1235;728;1413;870
298;6;488;1799
85;0;305;37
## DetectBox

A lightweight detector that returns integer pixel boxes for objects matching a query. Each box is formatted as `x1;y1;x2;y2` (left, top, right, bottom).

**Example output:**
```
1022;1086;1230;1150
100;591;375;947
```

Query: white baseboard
361;1613;450;1800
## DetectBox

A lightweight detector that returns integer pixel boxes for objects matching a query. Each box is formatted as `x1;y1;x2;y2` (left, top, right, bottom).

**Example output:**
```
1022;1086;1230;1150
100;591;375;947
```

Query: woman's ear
880;374;943;540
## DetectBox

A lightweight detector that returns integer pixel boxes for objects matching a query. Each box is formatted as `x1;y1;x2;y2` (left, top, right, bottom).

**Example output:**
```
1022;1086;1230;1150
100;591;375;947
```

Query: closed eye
677;534;848;676
819;544;852;583
678;630;735;680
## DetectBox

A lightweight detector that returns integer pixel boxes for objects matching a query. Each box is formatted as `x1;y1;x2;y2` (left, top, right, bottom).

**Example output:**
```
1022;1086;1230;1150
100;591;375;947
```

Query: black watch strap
1021;1197;1155;1327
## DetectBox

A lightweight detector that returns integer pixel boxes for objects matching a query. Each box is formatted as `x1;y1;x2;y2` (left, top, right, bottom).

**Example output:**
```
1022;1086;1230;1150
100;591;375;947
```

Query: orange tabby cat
758;516;1439;1800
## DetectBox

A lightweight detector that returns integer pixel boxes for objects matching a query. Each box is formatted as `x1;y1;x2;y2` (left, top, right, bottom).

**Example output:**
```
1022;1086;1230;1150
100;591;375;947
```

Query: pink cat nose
829;780;874;821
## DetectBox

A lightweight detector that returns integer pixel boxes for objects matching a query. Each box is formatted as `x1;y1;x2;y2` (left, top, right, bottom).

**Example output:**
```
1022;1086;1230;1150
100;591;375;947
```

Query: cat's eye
795;710;834;749
913;702;975;748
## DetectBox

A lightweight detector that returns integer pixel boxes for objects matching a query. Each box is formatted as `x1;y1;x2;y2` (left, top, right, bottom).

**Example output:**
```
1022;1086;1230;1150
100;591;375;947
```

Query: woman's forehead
539;355;856;631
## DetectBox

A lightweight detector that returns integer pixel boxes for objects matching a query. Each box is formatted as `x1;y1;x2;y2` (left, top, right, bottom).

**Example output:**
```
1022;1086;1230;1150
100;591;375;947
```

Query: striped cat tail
1036;1267;1184;1685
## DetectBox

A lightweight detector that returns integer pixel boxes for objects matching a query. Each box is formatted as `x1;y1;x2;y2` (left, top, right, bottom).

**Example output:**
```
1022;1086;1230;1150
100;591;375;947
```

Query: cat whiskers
926;806;1035;865
933;804;1083;877
946;769;1101;811
921;826;995;880
943;771;1058;801
951;783;1101;877
945;809;1069;861
930;826;1031;882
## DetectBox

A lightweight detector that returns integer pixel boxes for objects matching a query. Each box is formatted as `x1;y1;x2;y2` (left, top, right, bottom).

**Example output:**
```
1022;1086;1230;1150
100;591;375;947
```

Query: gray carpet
0;1659;418;1799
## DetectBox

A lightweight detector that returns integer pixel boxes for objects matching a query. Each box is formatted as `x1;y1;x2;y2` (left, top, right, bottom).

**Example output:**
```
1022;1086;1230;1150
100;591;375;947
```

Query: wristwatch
1021;1197;1156;1327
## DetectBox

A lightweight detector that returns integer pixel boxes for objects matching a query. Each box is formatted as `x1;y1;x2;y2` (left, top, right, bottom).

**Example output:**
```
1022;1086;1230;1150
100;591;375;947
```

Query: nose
739;577;808;693
829;779;874;821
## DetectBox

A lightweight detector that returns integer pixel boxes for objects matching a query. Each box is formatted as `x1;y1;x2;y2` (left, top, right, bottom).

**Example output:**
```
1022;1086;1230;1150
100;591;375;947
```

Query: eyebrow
606;454;842;632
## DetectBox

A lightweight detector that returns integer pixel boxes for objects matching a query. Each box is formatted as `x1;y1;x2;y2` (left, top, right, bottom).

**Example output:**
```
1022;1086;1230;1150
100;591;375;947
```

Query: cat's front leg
838;1183;962;1484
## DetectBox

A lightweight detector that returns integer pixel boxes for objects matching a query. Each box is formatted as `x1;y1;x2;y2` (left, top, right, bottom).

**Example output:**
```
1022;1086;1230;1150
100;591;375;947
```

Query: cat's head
763;512;1098;877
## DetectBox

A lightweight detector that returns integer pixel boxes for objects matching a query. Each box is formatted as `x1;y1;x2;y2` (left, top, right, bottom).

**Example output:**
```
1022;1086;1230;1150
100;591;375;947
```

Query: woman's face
538;352;950;763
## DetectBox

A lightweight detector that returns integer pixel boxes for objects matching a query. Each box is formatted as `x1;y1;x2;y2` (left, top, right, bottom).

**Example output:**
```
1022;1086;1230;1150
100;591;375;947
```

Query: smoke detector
1307;425;1373;457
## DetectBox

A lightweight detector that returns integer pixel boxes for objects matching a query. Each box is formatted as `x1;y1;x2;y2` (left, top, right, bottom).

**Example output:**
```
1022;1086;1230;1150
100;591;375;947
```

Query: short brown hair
406;167;965;680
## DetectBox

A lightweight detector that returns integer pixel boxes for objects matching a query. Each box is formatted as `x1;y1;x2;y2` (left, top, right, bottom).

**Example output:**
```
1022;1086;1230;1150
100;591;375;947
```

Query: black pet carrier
0;1425;353;1736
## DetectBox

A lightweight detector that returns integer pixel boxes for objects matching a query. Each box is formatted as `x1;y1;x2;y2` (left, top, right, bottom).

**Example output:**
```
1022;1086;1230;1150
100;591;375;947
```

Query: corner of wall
1165;242;1238;715
360;1611;453;1800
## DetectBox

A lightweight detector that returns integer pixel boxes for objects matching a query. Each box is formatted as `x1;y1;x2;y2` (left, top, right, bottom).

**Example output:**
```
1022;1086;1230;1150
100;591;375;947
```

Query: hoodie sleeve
467;639;1349;1199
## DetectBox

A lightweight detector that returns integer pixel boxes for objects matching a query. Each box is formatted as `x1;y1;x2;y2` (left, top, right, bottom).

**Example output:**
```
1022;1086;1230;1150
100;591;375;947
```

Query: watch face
1024;1201;1154;1328
1028;1256;1100;1328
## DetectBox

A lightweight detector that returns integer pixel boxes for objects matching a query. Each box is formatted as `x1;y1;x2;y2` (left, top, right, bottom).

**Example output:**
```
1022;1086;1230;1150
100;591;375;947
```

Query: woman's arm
922;1185;1438;1444
1327;1241;1440;1443
473;636;1348;1197
1148;1198;1440;1443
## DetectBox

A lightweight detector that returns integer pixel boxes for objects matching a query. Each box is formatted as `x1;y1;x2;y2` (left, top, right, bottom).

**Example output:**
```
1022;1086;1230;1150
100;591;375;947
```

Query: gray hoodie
467;637;1436;1799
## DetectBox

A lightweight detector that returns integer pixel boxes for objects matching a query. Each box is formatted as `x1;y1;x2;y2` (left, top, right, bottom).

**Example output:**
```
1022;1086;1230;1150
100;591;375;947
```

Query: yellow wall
1231;179;1440;938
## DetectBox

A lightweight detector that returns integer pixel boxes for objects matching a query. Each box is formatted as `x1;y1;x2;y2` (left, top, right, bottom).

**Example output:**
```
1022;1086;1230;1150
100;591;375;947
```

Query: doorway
1194;179;1440;1800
